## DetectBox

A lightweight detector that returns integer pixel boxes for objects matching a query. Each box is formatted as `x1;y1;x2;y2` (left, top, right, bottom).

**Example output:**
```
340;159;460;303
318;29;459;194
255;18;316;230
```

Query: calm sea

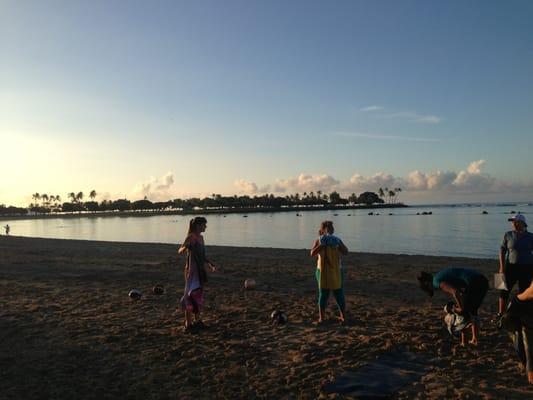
3;203;532;259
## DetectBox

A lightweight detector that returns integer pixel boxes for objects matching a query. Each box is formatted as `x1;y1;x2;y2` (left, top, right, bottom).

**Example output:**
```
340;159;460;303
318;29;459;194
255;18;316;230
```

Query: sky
1;0;533;206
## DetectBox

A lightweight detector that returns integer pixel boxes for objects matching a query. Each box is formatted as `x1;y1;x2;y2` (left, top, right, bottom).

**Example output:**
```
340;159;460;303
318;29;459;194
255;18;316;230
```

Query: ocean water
3;204;532;259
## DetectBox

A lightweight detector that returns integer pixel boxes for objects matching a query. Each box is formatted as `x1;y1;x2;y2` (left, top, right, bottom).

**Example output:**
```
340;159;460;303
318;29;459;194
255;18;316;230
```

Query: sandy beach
1;235;532;399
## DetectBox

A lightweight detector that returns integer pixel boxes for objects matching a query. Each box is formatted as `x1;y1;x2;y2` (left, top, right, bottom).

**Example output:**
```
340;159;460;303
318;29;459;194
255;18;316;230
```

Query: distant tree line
0;204;28;216
0;188;404;216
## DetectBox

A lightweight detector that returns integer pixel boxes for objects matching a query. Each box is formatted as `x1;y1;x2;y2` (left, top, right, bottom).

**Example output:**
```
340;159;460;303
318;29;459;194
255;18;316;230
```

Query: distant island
0;188;406;220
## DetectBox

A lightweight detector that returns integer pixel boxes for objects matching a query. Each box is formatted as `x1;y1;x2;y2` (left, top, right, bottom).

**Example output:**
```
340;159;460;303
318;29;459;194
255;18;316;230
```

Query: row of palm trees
378;187;402;204
21;189;402;215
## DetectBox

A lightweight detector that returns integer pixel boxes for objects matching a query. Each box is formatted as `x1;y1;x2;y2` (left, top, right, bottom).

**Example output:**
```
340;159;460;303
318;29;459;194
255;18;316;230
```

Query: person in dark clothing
418;267;489;346
500;282;533;384
498;213;533;316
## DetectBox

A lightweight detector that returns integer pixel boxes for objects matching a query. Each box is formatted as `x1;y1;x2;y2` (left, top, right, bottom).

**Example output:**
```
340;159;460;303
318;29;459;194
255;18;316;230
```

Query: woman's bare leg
469;323;479;345
184;310;192;327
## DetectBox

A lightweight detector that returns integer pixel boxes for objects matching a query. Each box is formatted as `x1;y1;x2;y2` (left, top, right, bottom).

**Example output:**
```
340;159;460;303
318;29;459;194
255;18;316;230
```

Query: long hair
319;220;334;236
188;216;207;235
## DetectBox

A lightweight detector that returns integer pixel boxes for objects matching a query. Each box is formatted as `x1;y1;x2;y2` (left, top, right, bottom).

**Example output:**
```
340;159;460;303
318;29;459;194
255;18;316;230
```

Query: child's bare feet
469;338;478;346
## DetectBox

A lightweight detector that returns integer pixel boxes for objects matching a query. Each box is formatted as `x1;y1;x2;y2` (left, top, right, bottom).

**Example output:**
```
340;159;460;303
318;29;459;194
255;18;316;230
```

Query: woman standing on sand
310;220;349;324
498;214;533;317
178;217;216;333
500;282;533;385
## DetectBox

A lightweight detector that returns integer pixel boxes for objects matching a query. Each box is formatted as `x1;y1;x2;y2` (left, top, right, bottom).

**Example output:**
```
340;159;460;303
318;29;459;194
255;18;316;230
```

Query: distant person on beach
418;268;488;346
4;224;9;235
498;213;533;317
178;217;217;333
310;220;349;324
500;281;533;384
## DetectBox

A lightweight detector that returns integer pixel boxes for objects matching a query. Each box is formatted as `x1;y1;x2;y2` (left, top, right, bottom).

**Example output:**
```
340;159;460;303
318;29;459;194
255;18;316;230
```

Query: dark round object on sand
129;289;143;300
152;285;165;295
271;310;288;325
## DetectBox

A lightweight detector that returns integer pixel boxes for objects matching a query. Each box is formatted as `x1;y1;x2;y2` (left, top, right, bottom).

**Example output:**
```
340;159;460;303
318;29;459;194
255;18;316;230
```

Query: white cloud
272;173;340;194
385;111;442;124
359;105;383;112
133;172;175;201
233;179;259;195
235;160;533;198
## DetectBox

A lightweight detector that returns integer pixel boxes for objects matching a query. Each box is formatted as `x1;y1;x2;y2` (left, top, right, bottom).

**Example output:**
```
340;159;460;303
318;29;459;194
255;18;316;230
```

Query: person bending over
418;267;489;346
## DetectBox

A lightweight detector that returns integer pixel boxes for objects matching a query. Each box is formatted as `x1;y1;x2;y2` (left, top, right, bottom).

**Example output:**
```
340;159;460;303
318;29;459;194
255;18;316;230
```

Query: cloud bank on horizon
232;160;533;198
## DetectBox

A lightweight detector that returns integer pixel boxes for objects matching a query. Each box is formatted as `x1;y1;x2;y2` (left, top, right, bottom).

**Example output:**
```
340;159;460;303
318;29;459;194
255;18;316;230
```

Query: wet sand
1;236;532;399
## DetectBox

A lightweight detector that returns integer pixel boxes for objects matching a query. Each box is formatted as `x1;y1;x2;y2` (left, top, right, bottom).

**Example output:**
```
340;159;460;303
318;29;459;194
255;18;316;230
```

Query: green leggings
315;268;345;311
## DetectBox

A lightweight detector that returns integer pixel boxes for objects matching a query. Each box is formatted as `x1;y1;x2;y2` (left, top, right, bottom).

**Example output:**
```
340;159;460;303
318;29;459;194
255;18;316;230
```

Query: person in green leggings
310;221;349;324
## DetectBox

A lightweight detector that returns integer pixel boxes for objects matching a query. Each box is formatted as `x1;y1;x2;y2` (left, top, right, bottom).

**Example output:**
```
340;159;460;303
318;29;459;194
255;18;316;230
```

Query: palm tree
32;193;41;204
394;187;402;203
89;190;97;201
69;192;76;203
388;189;395;204
76;192;84;203
378;187;385;200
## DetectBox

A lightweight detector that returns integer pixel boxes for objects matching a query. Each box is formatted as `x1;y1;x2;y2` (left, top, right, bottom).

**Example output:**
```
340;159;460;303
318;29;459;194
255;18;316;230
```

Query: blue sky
1;0;533;205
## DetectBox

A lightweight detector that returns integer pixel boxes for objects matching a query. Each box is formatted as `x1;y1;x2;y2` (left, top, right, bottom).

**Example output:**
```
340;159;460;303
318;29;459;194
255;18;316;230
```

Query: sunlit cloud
272;174;340;194
133;172;175;201
232;161;533;197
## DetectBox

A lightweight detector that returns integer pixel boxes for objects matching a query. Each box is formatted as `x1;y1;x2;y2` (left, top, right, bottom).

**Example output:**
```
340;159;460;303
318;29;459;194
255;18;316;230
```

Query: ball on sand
128;289;143;300
271;310;288;325
152;285;165;295
244;278;256;290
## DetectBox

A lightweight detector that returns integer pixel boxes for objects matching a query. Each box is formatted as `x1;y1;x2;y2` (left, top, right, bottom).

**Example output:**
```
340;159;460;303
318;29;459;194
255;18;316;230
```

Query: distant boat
368;212;374;215
347;214;351;216
482;211;488;215
333;213;338;216
243;215;248;218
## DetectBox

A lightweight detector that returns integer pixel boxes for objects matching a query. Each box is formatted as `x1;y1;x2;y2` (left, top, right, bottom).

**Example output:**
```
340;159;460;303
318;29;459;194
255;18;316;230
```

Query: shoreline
0;234;498;261
1;235;531;399
0;203;408;221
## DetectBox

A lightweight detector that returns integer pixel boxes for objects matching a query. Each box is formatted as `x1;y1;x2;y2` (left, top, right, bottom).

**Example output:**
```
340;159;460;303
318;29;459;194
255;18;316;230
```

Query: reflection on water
3;204;532;258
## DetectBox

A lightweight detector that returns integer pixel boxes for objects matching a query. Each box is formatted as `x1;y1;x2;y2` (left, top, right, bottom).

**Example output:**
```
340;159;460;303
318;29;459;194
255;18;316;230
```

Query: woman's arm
518;281;533;301
440;281;463;311
310;239;321;257
498;249;505;273
178;235;193;254
499;235;508;273
338;240;348;255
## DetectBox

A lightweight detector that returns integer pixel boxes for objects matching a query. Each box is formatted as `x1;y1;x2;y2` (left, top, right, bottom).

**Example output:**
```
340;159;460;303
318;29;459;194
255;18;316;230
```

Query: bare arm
499;248;506;273
517;281;533;301
310;239;321;257
178;236;192;254
440;282;463;311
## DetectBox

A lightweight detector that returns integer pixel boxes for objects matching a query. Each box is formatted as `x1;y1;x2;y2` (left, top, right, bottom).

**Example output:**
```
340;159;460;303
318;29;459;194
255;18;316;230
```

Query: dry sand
1;235;532;399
